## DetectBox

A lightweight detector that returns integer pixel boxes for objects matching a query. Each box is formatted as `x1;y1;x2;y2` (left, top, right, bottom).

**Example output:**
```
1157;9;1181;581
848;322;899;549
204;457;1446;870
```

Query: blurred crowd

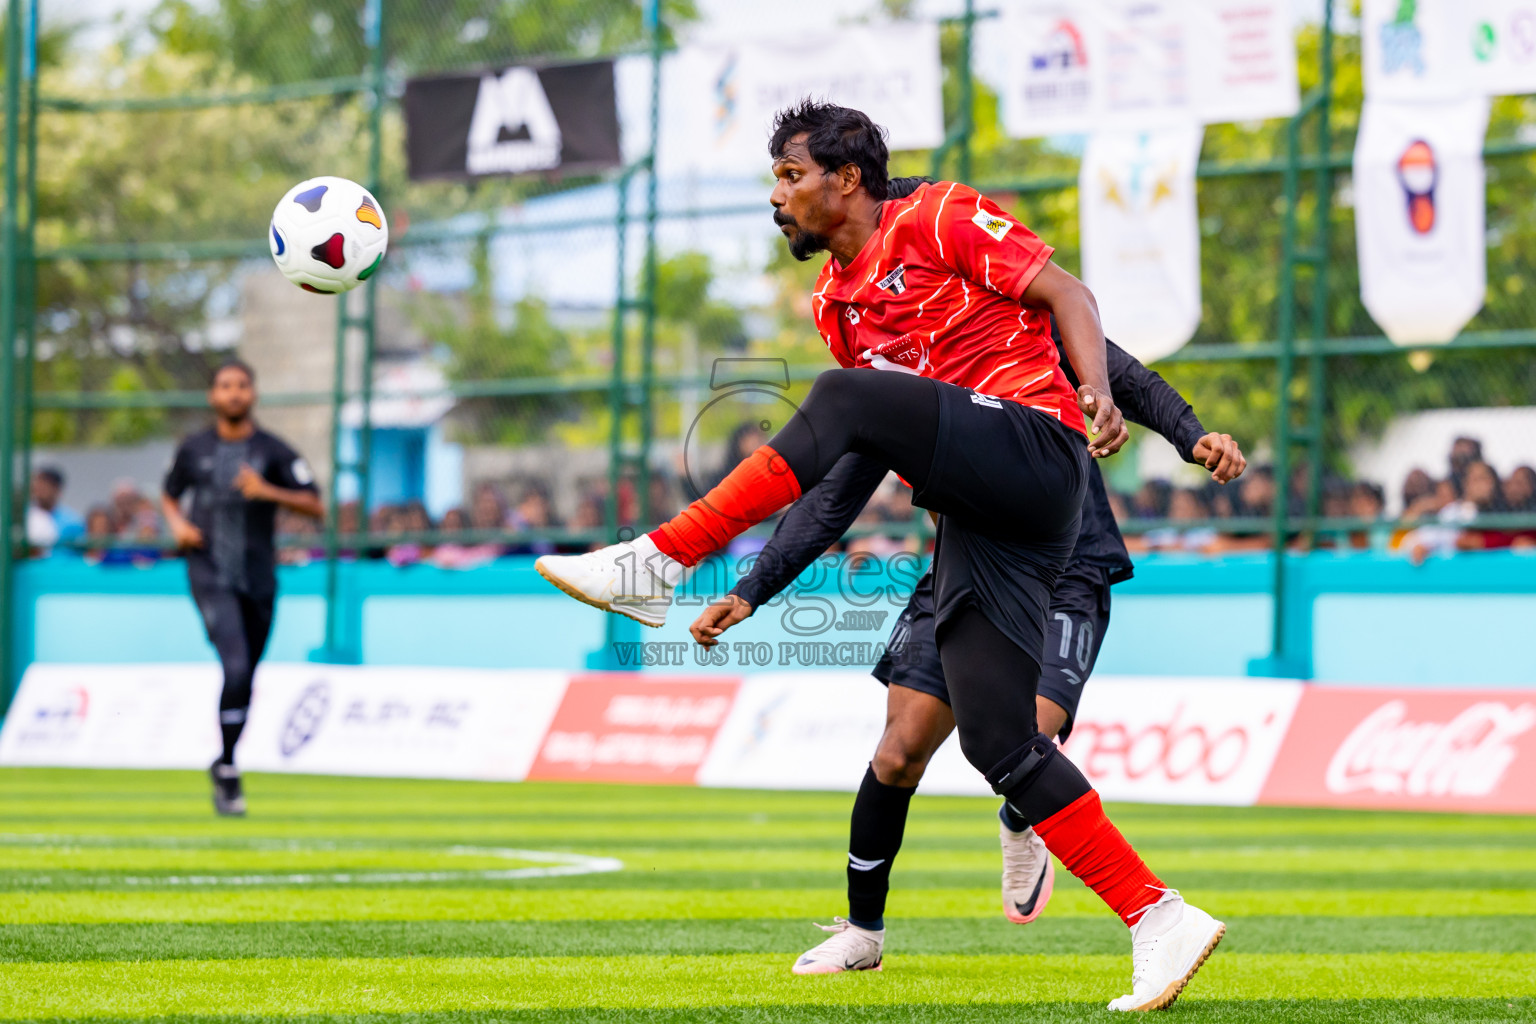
22;432;1536;569
1112;436;1536;559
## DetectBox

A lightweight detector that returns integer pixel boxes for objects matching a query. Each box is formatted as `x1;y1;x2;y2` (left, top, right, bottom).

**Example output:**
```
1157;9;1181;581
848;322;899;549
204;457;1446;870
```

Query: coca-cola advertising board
1260;688;1536;813
1060;677;1304;806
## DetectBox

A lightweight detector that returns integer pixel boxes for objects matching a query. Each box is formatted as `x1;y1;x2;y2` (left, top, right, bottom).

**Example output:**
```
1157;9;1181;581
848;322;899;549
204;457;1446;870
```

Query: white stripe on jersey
933;182;958;263
973;360;1018;394
916;273;955;318
1012;368;1054;395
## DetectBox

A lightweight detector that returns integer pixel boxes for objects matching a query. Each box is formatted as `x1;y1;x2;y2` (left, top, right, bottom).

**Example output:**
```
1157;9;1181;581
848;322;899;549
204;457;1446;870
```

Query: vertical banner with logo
650;22;944;178
1000;1;1297;138
1354;96;1490;346
403;61;621;181
1079;125;1204;363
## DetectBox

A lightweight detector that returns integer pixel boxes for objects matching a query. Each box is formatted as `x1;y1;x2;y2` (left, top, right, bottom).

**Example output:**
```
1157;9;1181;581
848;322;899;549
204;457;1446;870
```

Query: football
268;176;388;294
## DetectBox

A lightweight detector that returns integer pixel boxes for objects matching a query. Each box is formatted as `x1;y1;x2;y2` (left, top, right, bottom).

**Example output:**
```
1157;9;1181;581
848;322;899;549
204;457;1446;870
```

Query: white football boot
791;918;884;975
1107;888;1225;1012
534;534;684;628
1000;818;1055;924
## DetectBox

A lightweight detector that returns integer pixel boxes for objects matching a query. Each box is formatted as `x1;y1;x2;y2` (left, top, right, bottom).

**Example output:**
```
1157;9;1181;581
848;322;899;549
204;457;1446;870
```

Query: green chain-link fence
5;0;1536;696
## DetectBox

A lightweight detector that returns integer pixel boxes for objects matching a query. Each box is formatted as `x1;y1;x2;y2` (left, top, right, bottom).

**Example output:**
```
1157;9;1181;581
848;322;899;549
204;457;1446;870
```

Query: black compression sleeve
729;453;889;609
1104;339;1206;463
1050;320;1206;463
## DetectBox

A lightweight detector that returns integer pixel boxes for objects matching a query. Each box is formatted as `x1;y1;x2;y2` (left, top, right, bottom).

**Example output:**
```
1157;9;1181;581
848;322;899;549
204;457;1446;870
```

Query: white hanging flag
1080;125;1205;363
1354;96;1490;345
999;0;1297;138
633;22;944;178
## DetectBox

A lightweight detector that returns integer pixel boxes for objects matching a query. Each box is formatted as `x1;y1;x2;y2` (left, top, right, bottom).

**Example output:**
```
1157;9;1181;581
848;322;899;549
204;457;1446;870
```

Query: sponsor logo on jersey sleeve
291;458;315;486
972;209;1013;242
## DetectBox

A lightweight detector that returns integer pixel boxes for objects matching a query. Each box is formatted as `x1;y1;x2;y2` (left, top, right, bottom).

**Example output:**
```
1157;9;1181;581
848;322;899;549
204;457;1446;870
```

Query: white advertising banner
238;665;568;781
1061;677;1305;806
645;22;944;178
697;672;890;791
1080;125;1205;363
999;1;1297;138
0;663;569;781
0;663;221;769
1363;0;1536;99
1354;96;1490;346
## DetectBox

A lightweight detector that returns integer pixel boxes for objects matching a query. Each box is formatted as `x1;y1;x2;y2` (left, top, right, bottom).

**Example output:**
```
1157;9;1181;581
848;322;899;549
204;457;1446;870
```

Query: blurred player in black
162;361;322;815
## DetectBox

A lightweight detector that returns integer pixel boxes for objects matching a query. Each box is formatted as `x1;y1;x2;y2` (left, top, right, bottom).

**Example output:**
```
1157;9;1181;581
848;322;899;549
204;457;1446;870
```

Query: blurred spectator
1449;437;1483;491
693;421;769;500
388;500;434;567
81;506;116;566
277;508;323;566
470;483;508;534
1503;466;1536;512
1131;479;1171;520
507;483;559;556
430;502;501;570
25;505;59;557
30;467;84;548
1348;483;1391;551
1236;467;1275;518
1146;489;1218;553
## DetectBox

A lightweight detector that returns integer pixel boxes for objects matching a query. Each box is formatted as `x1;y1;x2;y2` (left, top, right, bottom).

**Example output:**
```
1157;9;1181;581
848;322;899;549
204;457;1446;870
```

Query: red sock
649;444;803;567
1033;791;1165;927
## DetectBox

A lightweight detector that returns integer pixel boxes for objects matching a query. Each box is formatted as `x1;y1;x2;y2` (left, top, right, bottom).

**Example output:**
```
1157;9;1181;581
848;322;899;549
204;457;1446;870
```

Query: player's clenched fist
1077;385;1129;459
690;594;754;647
1192;433;1247;484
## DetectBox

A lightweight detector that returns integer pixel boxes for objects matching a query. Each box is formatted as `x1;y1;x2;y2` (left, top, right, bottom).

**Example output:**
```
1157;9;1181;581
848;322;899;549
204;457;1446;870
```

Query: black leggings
193;586;274;764
770;368;941;496
768;368;1092;821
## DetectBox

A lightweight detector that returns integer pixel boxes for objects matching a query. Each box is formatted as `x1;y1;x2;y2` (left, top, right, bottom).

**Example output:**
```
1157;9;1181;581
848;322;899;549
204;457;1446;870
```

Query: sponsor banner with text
1259;687;1536;813
527;674;740;785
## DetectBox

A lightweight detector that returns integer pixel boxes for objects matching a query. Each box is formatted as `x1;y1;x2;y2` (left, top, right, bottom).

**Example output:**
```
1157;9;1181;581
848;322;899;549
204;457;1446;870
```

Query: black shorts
910;382;1089;667
872;562;1112;743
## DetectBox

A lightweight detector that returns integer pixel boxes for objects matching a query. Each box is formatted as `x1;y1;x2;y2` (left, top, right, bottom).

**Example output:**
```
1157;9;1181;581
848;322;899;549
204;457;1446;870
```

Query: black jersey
163;426;317;598
730;329;1205;608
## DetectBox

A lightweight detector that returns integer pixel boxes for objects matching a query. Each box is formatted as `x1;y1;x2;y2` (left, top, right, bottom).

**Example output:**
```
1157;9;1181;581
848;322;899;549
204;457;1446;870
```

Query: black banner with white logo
404;60;620;181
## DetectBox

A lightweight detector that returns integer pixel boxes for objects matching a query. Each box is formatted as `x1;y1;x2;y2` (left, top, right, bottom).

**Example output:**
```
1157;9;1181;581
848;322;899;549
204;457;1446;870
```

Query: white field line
0;834;623;887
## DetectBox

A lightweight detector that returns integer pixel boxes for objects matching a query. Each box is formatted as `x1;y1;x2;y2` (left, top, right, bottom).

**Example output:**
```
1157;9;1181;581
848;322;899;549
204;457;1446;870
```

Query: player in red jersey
537;101;1224;1010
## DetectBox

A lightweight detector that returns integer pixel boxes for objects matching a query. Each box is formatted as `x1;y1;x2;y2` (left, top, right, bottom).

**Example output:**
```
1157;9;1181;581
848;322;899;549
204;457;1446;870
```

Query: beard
774;209;830;263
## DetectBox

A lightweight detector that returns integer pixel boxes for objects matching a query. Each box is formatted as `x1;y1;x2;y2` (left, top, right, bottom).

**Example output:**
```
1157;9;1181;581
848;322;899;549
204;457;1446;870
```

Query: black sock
218;707;247;766
999;800;1030;833
846;764;916;931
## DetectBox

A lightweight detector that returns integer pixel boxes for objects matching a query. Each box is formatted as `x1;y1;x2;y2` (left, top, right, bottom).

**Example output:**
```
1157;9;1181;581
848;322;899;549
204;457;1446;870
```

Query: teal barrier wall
11;551;1536;687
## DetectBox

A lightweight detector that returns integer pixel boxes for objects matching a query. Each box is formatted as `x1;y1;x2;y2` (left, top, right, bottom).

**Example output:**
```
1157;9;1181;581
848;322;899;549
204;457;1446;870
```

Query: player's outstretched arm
689;453;887;647
1103;339;1246;484
1021;263;1127;458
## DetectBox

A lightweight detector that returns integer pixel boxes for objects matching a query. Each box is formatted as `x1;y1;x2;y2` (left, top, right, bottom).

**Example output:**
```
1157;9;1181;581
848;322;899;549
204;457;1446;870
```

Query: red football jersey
811;181;1086;437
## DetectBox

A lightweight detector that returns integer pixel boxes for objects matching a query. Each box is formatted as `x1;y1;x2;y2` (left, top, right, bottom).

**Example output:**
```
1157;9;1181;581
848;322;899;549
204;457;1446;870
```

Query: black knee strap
983;733;1059;797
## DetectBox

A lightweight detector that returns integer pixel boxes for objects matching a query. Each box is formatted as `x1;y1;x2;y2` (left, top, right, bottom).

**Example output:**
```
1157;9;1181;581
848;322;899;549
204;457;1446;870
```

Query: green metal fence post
0;0;25;709
357;0;384;516
1303;1;1335;539
636;0;662;525
16;0;36;547
957;0;975;184
314;295;352;663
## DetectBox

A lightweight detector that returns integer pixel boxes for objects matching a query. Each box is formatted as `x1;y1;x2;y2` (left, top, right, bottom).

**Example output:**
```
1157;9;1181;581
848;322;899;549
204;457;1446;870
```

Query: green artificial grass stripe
16;1000;1536;1024
6;916;1535;963
8;843;1531;876
5;953;1535;1018
11;869;1534;895
6;885;1536;925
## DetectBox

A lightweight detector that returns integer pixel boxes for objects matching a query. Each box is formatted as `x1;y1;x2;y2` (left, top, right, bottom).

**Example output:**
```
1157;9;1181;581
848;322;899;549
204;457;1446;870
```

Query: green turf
2;769;1533;1022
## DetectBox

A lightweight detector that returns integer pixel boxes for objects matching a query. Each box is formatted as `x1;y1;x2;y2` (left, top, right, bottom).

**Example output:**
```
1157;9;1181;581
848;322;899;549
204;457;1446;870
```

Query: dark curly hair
769;100;890;200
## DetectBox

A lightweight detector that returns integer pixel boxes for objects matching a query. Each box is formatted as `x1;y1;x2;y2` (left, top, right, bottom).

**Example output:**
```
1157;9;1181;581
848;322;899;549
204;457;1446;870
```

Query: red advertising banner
526;674;741;785
1259;687;1536;813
